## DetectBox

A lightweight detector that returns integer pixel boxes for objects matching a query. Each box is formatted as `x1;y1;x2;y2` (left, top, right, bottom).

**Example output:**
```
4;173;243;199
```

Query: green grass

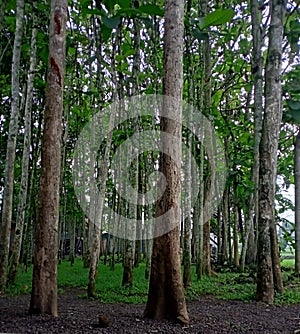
5;258;300;305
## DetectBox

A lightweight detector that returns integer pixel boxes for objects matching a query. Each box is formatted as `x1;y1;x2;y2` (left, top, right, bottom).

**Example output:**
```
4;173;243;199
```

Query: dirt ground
0;288;299;333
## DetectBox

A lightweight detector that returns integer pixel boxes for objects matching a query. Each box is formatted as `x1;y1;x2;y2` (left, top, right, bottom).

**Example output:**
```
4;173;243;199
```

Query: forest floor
0;287;300;334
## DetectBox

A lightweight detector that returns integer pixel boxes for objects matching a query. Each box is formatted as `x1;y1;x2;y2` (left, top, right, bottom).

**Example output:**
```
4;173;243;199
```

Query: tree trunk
8;17;37;283
0;0;24;293
29;0;67;316
69;219;75;266
144;0;188;324
256;0;285;304
295;130;300;274
221;187;229;264
233;205;240;267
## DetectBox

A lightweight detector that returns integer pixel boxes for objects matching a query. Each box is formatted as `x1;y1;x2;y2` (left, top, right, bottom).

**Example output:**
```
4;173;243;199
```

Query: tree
8;6;38;283
144;0;189;324
0;0;24;293
240;0;264;272
256;0;285;303
29;0;67;316
295;130;300;274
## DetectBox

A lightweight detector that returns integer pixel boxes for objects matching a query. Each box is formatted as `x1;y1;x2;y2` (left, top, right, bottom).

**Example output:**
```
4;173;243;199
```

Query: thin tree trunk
233;205;240;267
29;0;67;315
200;0;213;276
295;130;300;274
240;0;264;273
8;16;38;283
182;0;192;288
195;145;204;279
69;219;75;266
0;0;24;293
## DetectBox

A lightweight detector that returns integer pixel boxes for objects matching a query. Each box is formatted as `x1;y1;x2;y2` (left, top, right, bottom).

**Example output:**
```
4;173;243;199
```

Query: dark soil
0;288;299;333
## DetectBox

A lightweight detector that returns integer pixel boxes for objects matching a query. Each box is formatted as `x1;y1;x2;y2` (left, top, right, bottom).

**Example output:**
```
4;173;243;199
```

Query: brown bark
256;0;285;304
29;0;67;316
144;0;188;324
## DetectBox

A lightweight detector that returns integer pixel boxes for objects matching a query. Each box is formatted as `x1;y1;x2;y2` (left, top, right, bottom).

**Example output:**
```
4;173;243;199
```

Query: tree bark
29;0;67;316
8;13;38;283
0;0;24;293
144;0;188;324
256;0;285;304
295;130;300;274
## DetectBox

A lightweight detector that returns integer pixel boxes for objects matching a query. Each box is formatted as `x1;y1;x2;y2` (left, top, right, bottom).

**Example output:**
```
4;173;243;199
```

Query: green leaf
115;0;131;8
102;16;121;29
290;19;300;33
288;109;300;123
199;9;235;29
287;100;300;110
101;25;112;42
102;0;116;13
138;4;164;17
192;28;209;41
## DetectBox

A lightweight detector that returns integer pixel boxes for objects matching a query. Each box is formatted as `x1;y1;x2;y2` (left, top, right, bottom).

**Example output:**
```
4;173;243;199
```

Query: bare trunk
0;0;24;293
144;0;188;324
69;220;75;266
233;205;240;267
295;130;300;274
8;17;37;283
256;0;285;304
29;0;67;316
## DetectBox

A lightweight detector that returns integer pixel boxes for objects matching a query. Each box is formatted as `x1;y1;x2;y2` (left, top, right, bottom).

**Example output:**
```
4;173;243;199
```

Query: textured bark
233;205;240;267
240;0;264;273
29;0;67;316
182;0;192;289
194;146;204;279
0;0;24;293
295;131;300;274
144;0;188;324
256;0;285;304
122;13;141;284
87;17;116;297
8;17;38;283
221;188;229;264
122;239;134;287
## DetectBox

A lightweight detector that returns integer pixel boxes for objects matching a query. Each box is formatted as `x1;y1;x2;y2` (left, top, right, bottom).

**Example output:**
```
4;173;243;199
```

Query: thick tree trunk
295;131;300;274
0;0;24;293
256;0;285;304
29;0;67;316
144;0;188;324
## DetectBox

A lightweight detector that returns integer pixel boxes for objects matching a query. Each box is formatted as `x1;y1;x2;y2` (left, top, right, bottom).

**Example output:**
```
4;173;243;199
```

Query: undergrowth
5;258;300;305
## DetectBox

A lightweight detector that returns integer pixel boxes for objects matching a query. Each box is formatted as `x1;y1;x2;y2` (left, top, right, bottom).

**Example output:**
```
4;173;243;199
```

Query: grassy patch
185;268;256;302
5;259;300;305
